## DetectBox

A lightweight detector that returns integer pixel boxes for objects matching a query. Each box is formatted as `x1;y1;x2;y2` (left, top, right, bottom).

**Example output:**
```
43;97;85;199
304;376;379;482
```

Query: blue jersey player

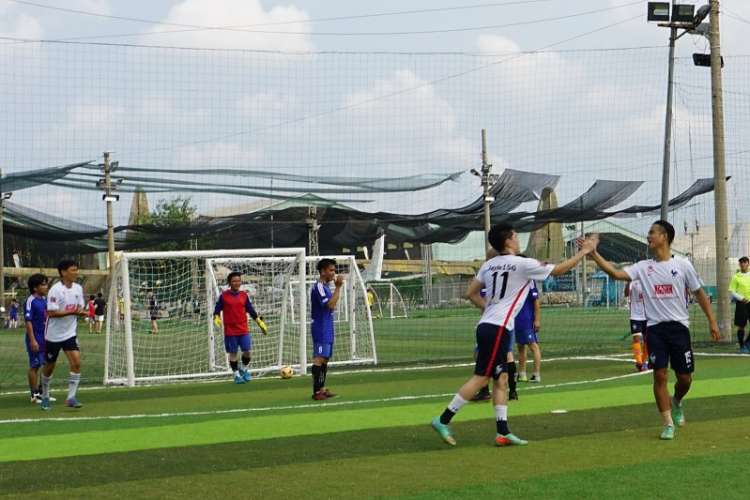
310;258;343;400
24;274;50;404
515;279;541;383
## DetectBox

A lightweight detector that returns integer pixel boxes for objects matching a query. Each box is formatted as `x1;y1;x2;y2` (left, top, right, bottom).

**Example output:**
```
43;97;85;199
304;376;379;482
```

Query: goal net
287;255;377;368
105;248;306;386
367;281;408;319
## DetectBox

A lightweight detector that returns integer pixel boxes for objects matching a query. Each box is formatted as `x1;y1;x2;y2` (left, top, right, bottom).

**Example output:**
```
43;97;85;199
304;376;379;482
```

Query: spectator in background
93;293;107;334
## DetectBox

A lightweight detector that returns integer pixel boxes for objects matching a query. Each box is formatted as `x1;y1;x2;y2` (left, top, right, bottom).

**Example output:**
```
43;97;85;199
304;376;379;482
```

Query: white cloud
475;34;586;107
0;12;43;41
140;0;315;51
238;91;296;120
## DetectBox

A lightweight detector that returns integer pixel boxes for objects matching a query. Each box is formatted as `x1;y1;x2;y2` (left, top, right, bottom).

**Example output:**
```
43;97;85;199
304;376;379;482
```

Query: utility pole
0;168;7;312
307;205;319;256
709;0;731;340
481;130;493;249
98;152;120;284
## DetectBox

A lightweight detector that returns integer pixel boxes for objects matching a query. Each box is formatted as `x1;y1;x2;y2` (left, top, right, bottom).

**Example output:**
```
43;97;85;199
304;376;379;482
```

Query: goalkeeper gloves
213;315;222;328
255;316;268;335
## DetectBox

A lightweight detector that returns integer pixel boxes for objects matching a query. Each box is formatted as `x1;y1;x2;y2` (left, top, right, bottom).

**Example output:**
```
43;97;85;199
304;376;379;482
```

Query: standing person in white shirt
624;279;649;372
40;260;87;411
430;223;599;447
588;221;719;440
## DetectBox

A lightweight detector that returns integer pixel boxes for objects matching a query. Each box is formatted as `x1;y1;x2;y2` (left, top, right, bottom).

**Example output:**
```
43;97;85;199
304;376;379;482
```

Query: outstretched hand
576;233;600;254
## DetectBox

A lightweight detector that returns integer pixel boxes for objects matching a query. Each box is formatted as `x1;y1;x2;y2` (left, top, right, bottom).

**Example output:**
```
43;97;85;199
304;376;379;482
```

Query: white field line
0;363;650;426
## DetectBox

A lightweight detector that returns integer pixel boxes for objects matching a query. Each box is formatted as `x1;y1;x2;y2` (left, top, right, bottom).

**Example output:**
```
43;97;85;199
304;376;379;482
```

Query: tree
139;196;199;252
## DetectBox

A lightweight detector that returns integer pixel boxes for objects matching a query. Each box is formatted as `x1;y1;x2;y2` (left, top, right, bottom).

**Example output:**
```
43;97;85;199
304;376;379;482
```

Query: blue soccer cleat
431;417;456;446
234;374;245;384
41;398;51;411
65;397;83;408
242;369;252;383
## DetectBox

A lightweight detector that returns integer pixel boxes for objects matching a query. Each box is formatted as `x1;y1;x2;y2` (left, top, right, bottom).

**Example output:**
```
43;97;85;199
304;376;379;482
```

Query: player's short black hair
89;295;95;300
488;224;515;253
227;271;242;284
57;259;78;275
27;273;48;293
146;289;153;293
740;256;749;263
317;258;337;273
97;292;103;298
653;220;675;245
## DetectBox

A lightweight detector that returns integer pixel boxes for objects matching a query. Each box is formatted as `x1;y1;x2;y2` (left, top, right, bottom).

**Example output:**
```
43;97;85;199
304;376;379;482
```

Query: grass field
1;354;749;499
0;303;728;388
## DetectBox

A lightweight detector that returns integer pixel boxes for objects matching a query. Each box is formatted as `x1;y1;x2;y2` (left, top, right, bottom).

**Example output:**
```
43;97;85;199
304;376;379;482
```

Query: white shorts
96;315;105;322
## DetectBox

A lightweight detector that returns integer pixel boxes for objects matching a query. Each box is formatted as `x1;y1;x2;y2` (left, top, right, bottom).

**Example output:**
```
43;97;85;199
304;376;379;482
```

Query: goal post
305;255;377;368
105;248;306;386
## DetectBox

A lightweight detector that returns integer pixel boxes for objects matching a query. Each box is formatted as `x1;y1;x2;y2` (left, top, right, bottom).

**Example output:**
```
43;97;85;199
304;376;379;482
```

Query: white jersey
46;281;85;342
475;254;554;331
628;279;647;321
625;255;702;328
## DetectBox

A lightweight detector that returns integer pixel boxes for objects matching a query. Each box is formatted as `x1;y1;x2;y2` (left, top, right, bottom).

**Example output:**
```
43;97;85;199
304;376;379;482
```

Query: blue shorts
26;335;45;368
10;311;18;320
45;336;80;364
313;342;333;359
630;320;647;335
515;329;538;346
474;323;511;380
224;334;252;353
647;322;694;373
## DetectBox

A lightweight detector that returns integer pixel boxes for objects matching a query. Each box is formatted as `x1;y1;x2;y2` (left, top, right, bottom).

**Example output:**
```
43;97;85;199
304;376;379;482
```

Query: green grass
0;303;730;388
1;355;749;498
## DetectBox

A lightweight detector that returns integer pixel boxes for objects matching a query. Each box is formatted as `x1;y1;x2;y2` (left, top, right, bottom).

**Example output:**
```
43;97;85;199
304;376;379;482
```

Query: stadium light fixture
1;192;11;201
102;194;120;202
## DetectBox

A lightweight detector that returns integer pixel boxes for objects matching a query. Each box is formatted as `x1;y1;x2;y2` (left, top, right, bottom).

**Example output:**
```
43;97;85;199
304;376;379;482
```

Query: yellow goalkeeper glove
213;315;222;328
255;316;268;335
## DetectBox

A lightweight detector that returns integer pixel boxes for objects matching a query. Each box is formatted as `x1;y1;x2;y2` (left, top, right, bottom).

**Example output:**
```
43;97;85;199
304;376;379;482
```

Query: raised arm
589;251;631;282
550;234;599;276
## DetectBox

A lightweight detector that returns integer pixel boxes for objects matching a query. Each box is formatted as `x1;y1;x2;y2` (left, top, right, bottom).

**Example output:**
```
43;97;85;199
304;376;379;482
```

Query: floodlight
647;2;670;22
671;4;695;22
102;195;120;202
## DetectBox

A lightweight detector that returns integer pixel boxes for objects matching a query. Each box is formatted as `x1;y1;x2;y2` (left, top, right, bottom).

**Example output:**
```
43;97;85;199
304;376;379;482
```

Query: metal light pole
708;0;731;340
660;6;678;221
650;1;712;219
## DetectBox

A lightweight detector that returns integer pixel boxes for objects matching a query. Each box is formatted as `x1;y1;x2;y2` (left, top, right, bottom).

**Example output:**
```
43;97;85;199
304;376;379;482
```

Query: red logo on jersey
50;296;56;303
654;284;673;295
647;265;654;274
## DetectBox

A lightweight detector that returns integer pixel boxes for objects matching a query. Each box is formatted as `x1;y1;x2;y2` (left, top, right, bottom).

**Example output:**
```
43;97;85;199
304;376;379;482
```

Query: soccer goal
105;248;306;386
367;281;408;319
286;255;377;368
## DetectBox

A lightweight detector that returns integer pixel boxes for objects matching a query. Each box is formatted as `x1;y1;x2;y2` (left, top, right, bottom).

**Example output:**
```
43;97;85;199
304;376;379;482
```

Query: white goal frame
105;248;306;386
287;255;378;368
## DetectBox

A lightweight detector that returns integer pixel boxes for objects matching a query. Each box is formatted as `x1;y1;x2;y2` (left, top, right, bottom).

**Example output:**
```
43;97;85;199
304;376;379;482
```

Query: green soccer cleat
671;400;685;427
660;424;675;440
431;417;456;446
496;433;528;446
517;375;528;382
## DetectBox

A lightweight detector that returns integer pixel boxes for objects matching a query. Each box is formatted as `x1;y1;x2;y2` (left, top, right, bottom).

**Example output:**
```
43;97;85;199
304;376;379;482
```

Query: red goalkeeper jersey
214;290;257;336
